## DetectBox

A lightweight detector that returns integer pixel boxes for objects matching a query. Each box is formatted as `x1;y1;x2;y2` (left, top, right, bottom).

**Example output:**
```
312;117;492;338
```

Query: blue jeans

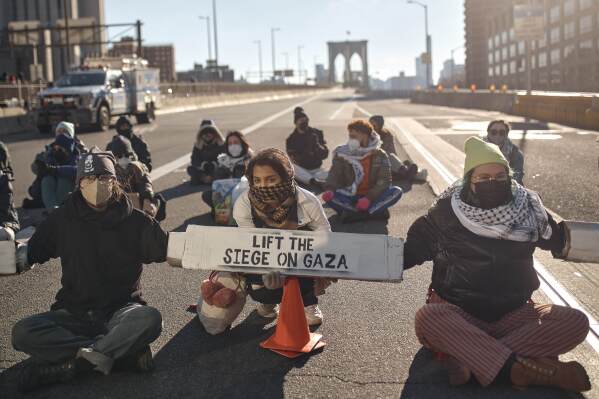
327;186;403;215
41;176;75;209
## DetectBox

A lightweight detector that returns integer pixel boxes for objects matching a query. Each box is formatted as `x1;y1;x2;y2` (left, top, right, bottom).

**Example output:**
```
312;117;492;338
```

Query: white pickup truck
35;57;161;134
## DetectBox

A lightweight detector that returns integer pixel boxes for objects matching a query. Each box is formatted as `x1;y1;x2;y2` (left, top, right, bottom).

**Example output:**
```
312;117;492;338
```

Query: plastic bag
212;178;248;226
197;271;247;335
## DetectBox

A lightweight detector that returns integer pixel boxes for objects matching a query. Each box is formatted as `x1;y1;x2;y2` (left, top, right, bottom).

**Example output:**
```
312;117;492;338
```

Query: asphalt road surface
0;90;598;398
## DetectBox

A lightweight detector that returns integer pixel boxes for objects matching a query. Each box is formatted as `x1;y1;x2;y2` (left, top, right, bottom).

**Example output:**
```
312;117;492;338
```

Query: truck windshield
55;73;106;87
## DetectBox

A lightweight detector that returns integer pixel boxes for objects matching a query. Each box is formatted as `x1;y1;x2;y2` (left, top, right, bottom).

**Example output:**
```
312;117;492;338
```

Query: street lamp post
254;40;263;83
297;45;304;85
407;0;431;88
271;27;280;81
212;0;219;65
199;16;212;61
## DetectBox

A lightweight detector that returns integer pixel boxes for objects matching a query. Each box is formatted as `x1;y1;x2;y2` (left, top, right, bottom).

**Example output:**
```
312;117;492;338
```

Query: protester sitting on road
32;134;79;209
483;120;524;184
187;119;226;185
403;136;590;392
11;148;169;393
108;135;164;220
0;158;19;241
285;107;329;191
107;116;152;172
322;120;403;223
22;122;86;209
201;130;254;211
369;115;427;182
233;148;333;326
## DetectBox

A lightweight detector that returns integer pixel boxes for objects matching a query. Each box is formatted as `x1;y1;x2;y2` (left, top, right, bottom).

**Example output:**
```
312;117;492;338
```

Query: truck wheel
37;125;52;135
96;105;111;131
136;103;155;124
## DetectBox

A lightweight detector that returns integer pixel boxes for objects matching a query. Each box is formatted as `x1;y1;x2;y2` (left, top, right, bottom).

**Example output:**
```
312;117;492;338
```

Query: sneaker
256;303;279;318
113;345;155;373
413;169;428;182
18;357;92;393
304;304;323;326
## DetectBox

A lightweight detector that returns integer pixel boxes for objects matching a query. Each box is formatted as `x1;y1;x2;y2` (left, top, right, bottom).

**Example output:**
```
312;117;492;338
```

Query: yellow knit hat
463;136;509;177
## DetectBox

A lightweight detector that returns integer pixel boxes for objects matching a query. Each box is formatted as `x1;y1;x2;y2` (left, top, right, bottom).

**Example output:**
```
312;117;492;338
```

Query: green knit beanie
463;136;509;177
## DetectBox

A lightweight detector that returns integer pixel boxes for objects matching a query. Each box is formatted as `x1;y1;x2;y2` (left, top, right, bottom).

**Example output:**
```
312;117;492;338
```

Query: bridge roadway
1;89;598;398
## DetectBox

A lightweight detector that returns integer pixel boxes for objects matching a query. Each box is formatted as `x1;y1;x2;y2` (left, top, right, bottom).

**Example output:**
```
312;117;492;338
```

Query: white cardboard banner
168;225;404;282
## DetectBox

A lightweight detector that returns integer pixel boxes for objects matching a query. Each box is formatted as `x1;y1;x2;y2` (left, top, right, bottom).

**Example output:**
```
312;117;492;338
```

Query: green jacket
325;149;392;201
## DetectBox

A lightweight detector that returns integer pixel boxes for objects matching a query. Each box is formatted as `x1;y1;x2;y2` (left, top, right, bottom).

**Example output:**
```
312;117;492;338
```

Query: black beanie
77;147;116;182
370;115;384;127
294;107;308;123
116;116;133;136
108;135;134;158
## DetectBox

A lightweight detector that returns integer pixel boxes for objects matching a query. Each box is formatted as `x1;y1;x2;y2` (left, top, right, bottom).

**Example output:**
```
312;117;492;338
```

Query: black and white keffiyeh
441;180;552;242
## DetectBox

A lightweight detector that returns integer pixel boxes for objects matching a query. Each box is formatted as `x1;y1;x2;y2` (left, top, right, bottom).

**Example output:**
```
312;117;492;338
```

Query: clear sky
105;0;465;82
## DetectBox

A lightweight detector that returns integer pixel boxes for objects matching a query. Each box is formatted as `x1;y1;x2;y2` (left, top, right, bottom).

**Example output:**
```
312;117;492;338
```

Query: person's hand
321;191;334;202
45;165;58;177
356;197;371;212
0;226;14;241
314;278;337;296
142;199;158;217
262;271;285;290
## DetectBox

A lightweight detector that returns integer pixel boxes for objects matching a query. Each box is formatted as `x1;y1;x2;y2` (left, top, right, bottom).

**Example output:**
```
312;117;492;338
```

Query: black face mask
473;179;512;209
298;122;309;131
117;126;132;137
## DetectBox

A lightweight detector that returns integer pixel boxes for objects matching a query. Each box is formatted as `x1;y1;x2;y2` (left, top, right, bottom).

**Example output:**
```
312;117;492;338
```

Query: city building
486;0;599;92
176;60;234;83
464;0;512;89
388;71;422;91
0;0;106;81
109;37;177;82
439;59;466;87
143;44;176;82
314;64;329;85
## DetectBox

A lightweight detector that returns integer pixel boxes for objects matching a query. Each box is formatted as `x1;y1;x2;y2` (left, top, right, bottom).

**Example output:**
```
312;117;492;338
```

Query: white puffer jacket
233;186;331;232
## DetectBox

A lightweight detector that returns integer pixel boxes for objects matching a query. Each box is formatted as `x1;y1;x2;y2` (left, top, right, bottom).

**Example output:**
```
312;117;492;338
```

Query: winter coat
0;141;14;180
286;127;329;170
0;171;19;232
44;140;79;180
233;186;331;232
107;133;152;172
403;195;564;322
325;149;392;201
191;142;226;170
116;161;154;202
27;192;168;316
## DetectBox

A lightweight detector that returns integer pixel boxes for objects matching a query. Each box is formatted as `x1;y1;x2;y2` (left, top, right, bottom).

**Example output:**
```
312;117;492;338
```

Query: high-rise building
464;0;511;89
486;0;599;92
0;0;106;81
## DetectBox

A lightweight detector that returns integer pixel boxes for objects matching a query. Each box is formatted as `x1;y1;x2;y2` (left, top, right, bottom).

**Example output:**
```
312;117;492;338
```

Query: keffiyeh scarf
248;180;297;227
333;133;382;196
440;180;552;242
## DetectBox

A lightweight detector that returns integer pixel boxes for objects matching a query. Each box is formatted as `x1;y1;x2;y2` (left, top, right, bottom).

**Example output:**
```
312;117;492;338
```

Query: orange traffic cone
260;277;325;358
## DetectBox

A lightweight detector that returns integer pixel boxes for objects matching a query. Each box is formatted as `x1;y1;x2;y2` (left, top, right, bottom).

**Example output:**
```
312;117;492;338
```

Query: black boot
112;346;155;373
18;357;93;393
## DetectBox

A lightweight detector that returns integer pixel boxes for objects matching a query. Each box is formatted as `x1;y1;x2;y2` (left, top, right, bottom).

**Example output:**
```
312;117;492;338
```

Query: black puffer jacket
286;127;329;170
404;196;564;322
27;192;168;316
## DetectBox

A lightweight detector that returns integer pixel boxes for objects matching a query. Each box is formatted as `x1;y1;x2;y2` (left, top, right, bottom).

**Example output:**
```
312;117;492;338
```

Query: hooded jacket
45;134;79;179
191;123;226;169
403;195;564;322
109;120;153;172
27;192;168;316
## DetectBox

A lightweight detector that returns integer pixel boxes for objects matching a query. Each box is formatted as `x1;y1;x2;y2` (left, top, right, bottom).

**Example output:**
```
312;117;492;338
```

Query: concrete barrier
411;91;516;114
0;107;35;137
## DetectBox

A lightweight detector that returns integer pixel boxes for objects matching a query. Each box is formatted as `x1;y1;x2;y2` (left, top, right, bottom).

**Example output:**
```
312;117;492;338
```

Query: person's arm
232;191;255;228
55;164;77;179
536;212;566;256
26;210;60;266
381;130;398;156
0;141;14;180
403;213;437;270
132;163;154;201
366;153;392;202
307;196;332;232
286;135;300;163
135;136;152;172
139;215;168;264
313;129;329;160
0;175;19;233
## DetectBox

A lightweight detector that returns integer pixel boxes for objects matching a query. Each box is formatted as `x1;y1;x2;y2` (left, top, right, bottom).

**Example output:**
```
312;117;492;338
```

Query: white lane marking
358;102;599;354
149;93;322;182
329;95;355;120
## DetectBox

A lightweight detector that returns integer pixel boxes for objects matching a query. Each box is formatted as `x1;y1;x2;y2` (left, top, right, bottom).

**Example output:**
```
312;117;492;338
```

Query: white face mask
80;179;113;208
347;138;361;152
117;157;131;169
228;144;243;157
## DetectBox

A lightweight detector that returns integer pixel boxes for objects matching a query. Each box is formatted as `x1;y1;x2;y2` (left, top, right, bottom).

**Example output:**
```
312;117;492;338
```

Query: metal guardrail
0;83;46;109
